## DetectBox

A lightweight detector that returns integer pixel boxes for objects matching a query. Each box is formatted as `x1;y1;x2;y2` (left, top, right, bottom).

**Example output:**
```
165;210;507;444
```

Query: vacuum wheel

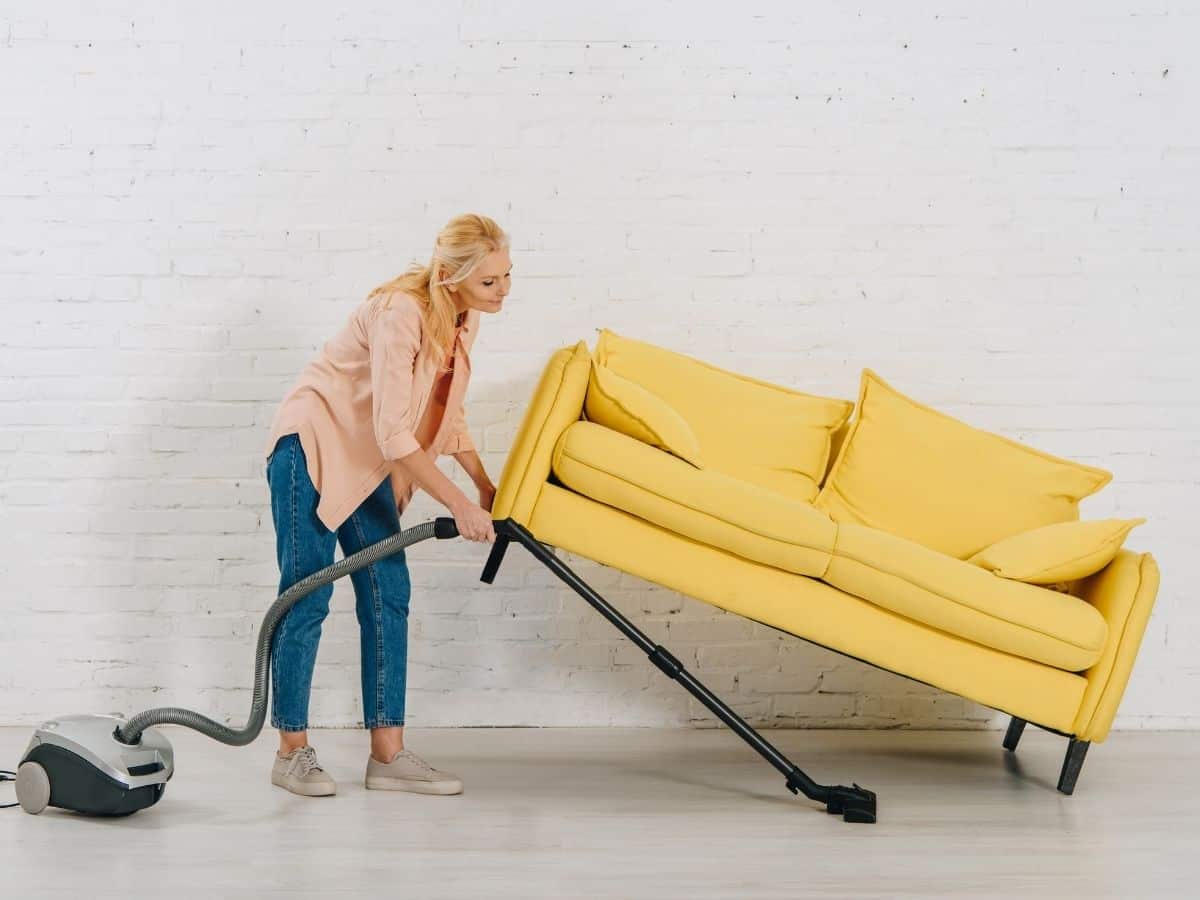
16;761;51;815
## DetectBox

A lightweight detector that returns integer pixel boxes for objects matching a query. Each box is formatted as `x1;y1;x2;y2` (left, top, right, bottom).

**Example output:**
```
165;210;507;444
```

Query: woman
261;213;509;798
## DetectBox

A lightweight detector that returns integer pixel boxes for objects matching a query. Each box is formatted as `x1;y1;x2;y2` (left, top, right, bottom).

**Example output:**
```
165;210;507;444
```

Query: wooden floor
1;725;1196;898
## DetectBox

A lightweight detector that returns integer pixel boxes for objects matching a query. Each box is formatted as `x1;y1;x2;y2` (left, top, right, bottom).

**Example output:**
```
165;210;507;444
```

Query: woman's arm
397;448;495;540
394;449;473;515
452;448;493;490
453;448;496;511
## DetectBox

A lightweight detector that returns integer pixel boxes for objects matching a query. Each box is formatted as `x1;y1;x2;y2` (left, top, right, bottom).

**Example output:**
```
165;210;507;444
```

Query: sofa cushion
584;361;705;468
824;522;1108;671
968;517;1146;584
551;420;837;578
594;328;853;504
815;369;1113;560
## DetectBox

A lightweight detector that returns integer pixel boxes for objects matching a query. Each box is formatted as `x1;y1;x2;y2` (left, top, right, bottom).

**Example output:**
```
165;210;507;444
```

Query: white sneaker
365;748;463;795
271;745;336;797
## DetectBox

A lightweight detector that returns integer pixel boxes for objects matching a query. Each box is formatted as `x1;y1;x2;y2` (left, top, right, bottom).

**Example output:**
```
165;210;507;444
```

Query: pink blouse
264;291;478;531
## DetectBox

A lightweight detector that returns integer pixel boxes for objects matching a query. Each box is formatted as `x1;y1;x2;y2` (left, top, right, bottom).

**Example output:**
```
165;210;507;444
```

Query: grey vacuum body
17;714;174;816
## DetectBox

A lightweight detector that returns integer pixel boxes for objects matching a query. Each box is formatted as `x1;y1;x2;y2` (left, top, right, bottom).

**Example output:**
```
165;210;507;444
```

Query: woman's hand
451;498;495;543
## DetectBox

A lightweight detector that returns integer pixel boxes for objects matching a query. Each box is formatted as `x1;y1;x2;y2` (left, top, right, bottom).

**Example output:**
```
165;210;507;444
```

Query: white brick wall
1;1;1196;732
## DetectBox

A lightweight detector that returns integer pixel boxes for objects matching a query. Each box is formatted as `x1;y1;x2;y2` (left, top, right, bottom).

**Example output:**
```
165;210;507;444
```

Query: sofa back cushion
814;368;1113;559
823;418;852;486
594;328;853;503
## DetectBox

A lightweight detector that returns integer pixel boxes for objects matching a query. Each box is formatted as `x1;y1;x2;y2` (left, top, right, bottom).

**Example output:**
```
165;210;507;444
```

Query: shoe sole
365;776;463;795
271;772;337;797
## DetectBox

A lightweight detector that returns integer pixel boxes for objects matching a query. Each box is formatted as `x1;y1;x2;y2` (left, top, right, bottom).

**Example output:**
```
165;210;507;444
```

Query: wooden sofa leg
483;517;877;824
1057;738;1090;795
1003;717;1026;752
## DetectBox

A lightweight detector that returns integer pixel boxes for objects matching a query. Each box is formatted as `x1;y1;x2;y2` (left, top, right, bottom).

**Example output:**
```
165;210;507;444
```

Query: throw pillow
584;360;705;468
968;517;1146;583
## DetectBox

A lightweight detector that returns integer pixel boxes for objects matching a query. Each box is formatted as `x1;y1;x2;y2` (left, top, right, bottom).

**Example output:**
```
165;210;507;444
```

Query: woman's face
445;249;511;314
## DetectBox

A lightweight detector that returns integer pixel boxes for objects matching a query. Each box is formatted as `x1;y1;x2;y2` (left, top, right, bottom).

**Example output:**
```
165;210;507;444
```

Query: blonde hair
367;213;510;371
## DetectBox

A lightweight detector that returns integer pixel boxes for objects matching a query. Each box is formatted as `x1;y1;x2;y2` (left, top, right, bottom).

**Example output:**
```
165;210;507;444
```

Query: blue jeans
265;433;411;731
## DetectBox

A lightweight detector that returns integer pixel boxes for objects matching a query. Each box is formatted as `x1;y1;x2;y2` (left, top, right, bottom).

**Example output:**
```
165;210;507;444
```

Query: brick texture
1;1;1194;731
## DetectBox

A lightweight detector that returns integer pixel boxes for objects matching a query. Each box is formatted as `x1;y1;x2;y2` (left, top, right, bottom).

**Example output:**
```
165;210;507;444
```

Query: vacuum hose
115;516;461;747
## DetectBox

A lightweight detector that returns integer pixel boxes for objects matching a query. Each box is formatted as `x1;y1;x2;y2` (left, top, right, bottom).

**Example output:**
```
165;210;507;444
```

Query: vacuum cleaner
12;517;461;817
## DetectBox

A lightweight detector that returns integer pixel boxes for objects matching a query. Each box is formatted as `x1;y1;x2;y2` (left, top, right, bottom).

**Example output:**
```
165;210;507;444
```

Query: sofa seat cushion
552;420;837;578
824;523;1108;671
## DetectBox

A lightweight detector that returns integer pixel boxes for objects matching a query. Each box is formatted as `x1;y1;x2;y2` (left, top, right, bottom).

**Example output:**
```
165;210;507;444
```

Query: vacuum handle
433;516;460;539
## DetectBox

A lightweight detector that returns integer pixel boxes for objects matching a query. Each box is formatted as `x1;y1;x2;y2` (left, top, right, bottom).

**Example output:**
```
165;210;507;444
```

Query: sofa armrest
492;341;592;527
1070;548;1161;742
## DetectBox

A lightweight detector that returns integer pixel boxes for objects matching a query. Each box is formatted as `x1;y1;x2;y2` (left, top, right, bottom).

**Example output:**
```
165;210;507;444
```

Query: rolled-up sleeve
443;401;475;454
368;299;423;461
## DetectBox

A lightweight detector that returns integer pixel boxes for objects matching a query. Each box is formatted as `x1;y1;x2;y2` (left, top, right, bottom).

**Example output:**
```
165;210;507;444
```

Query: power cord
1;769;17;809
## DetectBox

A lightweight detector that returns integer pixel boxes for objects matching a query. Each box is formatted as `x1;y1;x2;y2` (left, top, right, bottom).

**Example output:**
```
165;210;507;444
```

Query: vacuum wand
117;516;461;746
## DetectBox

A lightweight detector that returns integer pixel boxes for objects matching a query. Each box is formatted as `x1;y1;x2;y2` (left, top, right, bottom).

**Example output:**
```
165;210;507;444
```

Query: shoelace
399;750;436;774
287;746;324;778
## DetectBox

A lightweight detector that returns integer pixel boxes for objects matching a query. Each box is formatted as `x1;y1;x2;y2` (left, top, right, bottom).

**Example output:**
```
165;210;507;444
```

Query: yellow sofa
482;335;1160;823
